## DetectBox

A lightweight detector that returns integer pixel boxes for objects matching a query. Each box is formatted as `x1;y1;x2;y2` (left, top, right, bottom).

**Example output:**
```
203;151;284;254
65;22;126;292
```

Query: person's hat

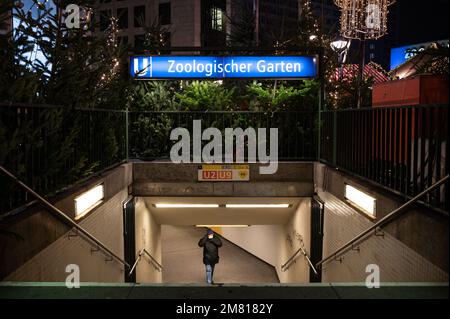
207;229;214;235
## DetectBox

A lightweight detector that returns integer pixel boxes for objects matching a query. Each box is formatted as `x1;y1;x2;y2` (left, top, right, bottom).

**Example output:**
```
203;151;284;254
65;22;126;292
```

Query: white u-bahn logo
133;58;151;77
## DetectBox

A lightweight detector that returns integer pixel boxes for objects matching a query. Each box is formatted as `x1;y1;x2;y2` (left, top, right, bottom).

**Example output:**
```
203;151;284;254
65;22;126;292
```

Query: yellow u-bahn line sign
198;164;249;181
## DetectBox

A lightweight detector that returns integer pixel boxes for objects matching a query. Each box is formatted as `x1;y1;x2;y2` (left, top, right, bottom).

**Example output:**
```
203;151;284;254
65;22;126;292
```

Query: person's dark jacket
198;235;222;265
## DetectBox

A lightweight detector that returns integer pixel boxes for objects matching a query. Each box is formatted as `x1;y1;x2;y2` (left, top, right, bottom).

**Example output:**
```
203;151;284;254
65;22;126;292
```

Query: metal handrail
128;248;163;277
0;165;130;269
316;174;450;269
281;246;318;275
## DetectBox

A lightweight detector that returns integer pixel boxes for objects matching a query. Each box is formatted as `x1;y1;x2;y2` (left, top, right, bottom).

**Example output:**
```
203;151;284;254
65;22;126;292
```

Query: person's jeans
205;264;215;284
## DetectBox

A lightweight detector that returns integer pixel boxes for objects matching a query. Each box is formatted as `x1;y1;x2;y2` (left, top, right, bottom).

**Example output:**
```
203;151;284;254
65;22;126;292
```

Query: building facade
95;0;203;48
94;0;305;49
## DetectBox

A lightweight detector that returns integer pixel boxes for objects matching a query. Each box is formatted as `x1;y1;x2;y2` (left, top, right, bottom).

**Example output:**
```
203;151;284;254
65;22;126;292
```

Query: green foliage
131;81;179;111
0;1;127;210
0;1;128;107
129;113;174;158
176;81;235;111
227;0;256;47
328;74;374;108
247;80;319;111
140;17;171;50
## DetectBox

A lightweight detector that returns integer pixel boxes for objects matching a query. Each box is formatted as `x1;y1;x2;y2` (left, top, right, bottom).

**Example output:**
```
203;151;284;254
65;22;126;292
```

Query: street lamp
331;38;351;80
333;0;395;108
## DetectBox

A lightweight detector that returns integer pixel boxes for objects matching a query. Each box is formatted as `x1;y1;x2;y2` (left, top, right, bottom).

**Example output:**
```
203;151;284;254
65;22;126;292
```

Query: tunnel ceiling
142;197;307;225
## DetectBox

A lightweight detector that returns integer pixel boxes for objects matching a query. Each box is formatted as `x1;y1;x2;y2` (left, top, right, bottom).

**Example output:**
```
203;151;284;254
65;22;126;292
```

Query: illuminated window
74;184;104;219
344;184;376;218
211;6;223;31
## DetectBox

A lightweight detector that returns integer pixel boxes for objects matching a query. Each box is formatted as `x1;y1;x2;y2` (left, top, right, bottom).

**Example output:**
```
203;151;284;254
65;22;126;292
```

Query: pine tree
227;0;256;47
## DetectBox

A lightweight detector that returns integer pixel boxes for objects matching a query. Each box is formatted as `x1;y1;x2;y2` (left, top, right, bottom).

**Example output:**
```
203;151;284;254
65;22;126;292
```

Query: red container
371;75;448;165
372;75;449;107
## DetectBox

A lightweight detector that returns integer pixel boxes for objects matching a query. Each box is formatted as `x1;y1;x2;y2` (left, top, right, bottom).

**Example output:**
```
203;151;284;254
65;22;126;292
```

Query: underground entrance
124;196;323;284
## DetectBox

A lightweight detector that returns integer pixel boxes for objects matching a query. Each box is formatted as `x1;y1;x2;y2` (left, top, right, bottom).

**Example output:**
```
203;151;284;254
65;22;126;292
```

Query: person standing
198;229;222;284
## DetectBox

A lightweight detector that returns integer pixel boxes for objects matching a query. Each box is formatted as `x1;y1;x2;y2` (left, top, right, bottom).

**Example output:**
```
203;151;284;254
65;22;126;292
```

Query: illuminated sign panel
345;184;376;218
390;40;449;70
74;184;104;219
130;56;318;79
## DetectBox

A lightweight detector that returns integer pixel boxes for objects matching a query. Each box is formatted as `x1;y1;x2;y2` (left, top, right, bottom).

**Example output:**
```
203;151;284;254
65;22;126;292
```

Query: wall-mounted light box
74;183;104;220
344;184;376;218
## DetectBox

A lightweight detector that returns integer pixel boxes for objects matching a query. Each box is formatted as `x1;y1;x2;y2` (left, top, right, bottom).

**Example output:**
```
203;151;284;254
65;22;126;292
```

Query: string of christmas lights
334;0;395;40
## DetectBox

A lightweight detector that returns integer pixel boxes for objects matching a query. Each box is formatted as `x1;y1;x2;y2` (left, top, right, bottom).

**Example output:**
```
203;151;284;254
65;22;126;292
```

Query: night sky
393;0;449;46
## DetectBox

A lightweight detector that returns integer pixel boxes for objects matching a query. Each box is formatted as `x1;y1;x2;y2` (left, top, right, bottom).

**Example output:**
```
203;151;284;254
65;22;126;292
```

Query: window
210;6;223;31
117;8;128;29
134;5;145;28
370;53;375;60
99;10;111;31
159;2;171;25
369;44;375;50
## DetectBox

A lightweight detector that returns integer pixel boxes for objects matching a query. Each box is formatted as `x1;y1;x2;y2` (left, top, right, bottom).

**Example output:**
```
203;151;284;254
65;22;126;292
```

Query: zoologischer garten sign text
130;55;318;79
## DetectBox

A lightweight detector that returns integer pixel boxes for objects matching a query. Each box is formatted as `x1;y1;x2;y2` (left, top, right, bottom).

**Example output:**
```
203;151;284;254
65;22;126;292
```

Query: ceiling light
196;225;249;228
225;204;290;208
153;204;219;208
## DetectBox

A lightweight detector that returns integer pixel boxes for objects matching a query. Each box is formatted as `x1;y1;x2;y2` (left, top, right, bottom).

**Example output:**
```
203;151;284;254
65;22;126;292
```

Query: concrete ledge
0;282;447;299
133;162;314;183
133;182;314;197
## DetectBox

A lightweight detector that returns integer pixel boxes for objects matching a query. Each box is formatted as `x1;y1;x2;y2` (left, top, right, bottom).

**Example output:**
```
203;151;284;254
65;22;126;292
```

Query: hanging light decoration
334;0;395;40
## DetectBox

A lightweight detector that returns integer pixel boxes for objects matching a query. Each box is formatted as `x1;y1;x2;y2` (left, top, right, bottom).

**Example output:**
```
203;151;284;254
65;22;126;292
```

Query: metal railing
128;248;163;277
1;104;317;215
281;246;318;275
320;105;449;212
128;110;317;161
316;174;449;269
2;103;448;214
0;103;127;214
0;165;130;269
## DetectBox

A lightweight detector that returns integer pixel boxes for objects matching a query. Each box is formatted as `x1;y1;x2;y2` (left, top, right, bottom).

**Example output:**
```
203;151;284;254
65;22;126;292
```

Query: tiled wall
5;189;128;282
319;190;449;283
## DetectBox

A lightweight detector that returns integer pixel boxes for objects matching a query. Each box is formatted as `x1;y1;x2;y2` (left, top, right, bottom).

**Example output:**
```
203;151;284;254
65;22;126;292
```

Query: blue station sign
390;40;449;70
130;56;318;79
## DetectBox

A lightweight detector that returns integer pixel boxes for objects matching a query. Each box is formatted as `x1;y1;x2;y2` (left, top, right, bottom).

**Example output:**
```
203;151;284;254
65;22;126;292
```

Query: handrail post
332;111;337;166
125;108;129;162
281;246;319;275
128;248;163;277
